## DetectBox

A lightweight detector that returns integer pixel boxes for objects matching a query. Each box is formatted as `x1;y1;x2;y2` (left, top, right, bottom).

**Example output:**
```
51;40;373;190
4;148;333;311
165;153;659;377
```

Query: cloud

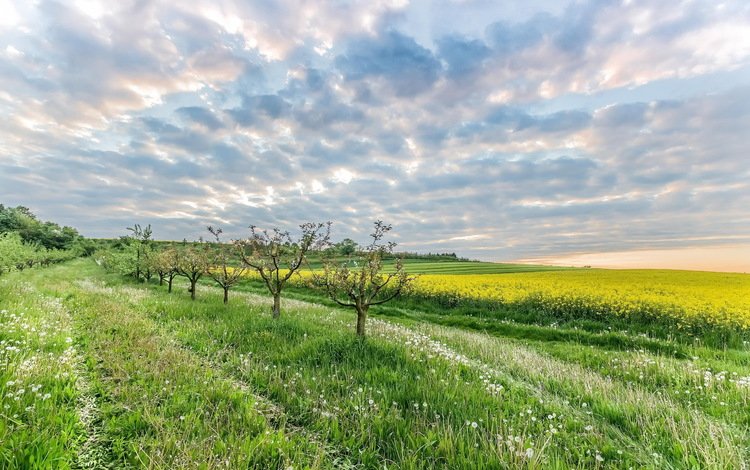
437;35;490;78
485;13;554;55
228;94;292;126
0;0;748;270
176;106;224;130
336;30;442;96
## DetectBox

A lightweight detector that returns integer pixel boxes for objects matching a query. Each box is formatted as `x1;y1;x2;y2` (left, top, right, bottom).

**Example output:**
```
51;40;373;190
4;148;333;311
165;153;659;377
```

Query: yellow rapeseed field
411;270;750;329
237;265;750;329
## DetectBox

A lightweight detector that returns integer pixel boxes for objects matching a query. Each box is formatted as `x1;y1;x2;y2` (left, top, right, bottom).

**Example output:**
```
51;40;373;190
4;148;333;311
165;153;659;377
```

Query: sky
1;0;749;271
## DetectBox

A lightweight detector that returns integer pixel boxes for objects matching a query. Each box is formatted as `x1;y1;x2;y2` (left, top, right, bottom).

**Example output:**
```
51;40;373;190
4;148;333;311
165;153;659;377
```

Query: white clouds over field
1;0;749;267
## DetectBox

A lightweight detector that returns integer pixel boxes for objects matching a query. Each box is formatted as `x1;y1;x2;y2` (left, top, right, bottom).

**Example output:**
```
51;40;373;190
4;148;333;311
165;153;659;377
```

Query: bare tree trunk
159;274;164;286
223;287;229;305
190;279;196;300
168;276;173;293
356;305;368;337
272;293;281;319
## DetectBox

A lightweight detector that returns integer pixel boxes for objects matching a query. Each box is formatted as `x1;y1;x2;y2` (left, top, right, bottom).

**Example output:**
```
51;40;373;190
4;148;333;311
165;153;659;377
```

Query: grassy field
308;258;577;275
2;259;749;468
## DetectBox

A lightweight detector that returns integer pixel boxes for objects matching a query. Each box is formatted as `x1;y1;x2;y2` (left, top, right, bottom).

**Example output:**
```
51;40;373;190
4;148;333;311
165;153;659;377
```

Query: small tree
316;221;415;337
152;247;179;292
0;232;24;276
126;223;153;281
176;243;209;300
141;245;155;283
237;222;331;318
206;226;246;304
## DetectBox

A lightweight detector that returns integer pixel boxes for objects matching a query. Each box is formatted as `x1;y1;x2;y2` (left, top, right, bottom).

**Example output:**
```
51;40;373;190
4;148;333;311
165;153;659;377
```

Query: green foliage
0;231;78;275
0;204;83;250
125;223;153;281
334;238;358;256
94;244;139;277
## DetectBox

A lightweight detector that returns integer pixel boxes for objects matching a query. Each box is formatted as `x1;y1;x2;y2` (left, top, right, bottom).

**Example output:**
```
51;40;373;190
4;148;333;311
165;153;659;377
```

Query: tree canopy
0;204;84;251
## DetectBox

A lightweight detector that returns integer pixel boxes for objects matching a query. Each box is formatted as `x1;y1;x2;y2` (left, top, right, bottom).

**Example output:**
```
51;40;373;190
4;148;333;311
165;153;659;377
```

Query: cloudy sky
1;0;749;270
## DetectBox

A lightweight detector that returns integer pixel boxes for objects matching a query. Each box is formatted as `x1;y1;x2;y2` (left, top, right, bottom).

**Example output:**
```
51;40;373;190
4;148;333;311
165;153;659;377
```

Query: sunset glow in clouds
1;0;749;271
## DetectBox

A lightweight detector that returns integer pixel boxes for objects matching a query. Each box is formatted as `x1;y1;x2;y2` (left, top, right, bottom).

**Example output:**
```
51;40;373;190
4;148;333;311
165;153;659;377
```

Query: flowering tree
316;221;415;337
206;226;246;304
237;222;330;318
176;242;209;300
150;247;179;292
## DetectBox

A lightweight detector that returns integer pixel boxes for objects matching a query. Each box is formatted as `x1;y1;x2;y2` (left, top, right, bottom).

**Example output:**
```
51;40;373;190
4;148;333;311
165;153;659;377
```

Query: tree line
96;221;416;337
0;205;89;276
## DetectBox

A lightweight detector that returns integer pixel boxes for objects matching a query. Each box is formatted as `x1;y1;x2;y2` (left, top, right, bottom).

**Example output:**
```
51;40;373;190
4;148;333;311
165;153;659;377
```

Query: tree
151;247;179;292
316;221;415;337
176;243;209;300
0;205;83;250
126;223;153;281
141;246;155;282
0;232;24;276
206;226;246;304
336;238;359;256
236;222;331;318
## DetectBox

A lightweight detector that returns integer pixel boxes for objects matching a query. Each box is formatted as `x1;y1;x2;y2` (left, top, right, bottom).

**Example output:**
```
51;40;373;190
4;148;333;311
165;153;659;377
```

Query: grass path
0;279;92;468
2;263;333;469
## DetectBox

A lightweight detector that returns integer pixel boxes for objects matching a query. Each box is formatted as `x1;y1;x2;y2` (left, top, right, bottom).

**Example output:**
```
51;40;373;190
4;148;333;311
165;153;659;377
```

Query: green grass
0;280;84;468
303;257;576;274
1;259;749;469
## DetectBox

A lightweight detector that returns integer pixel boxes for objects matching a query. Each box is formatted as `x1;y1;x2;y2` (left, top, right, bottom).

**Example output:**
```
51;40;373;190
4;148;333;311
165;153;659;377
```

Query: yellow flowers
411;270;750;329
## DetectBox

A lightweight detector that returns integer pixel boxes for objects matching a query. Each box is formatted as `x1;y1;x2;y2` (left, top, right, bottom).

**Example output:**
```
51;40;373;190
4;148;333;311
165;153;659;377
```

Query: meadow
1;258;749;469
